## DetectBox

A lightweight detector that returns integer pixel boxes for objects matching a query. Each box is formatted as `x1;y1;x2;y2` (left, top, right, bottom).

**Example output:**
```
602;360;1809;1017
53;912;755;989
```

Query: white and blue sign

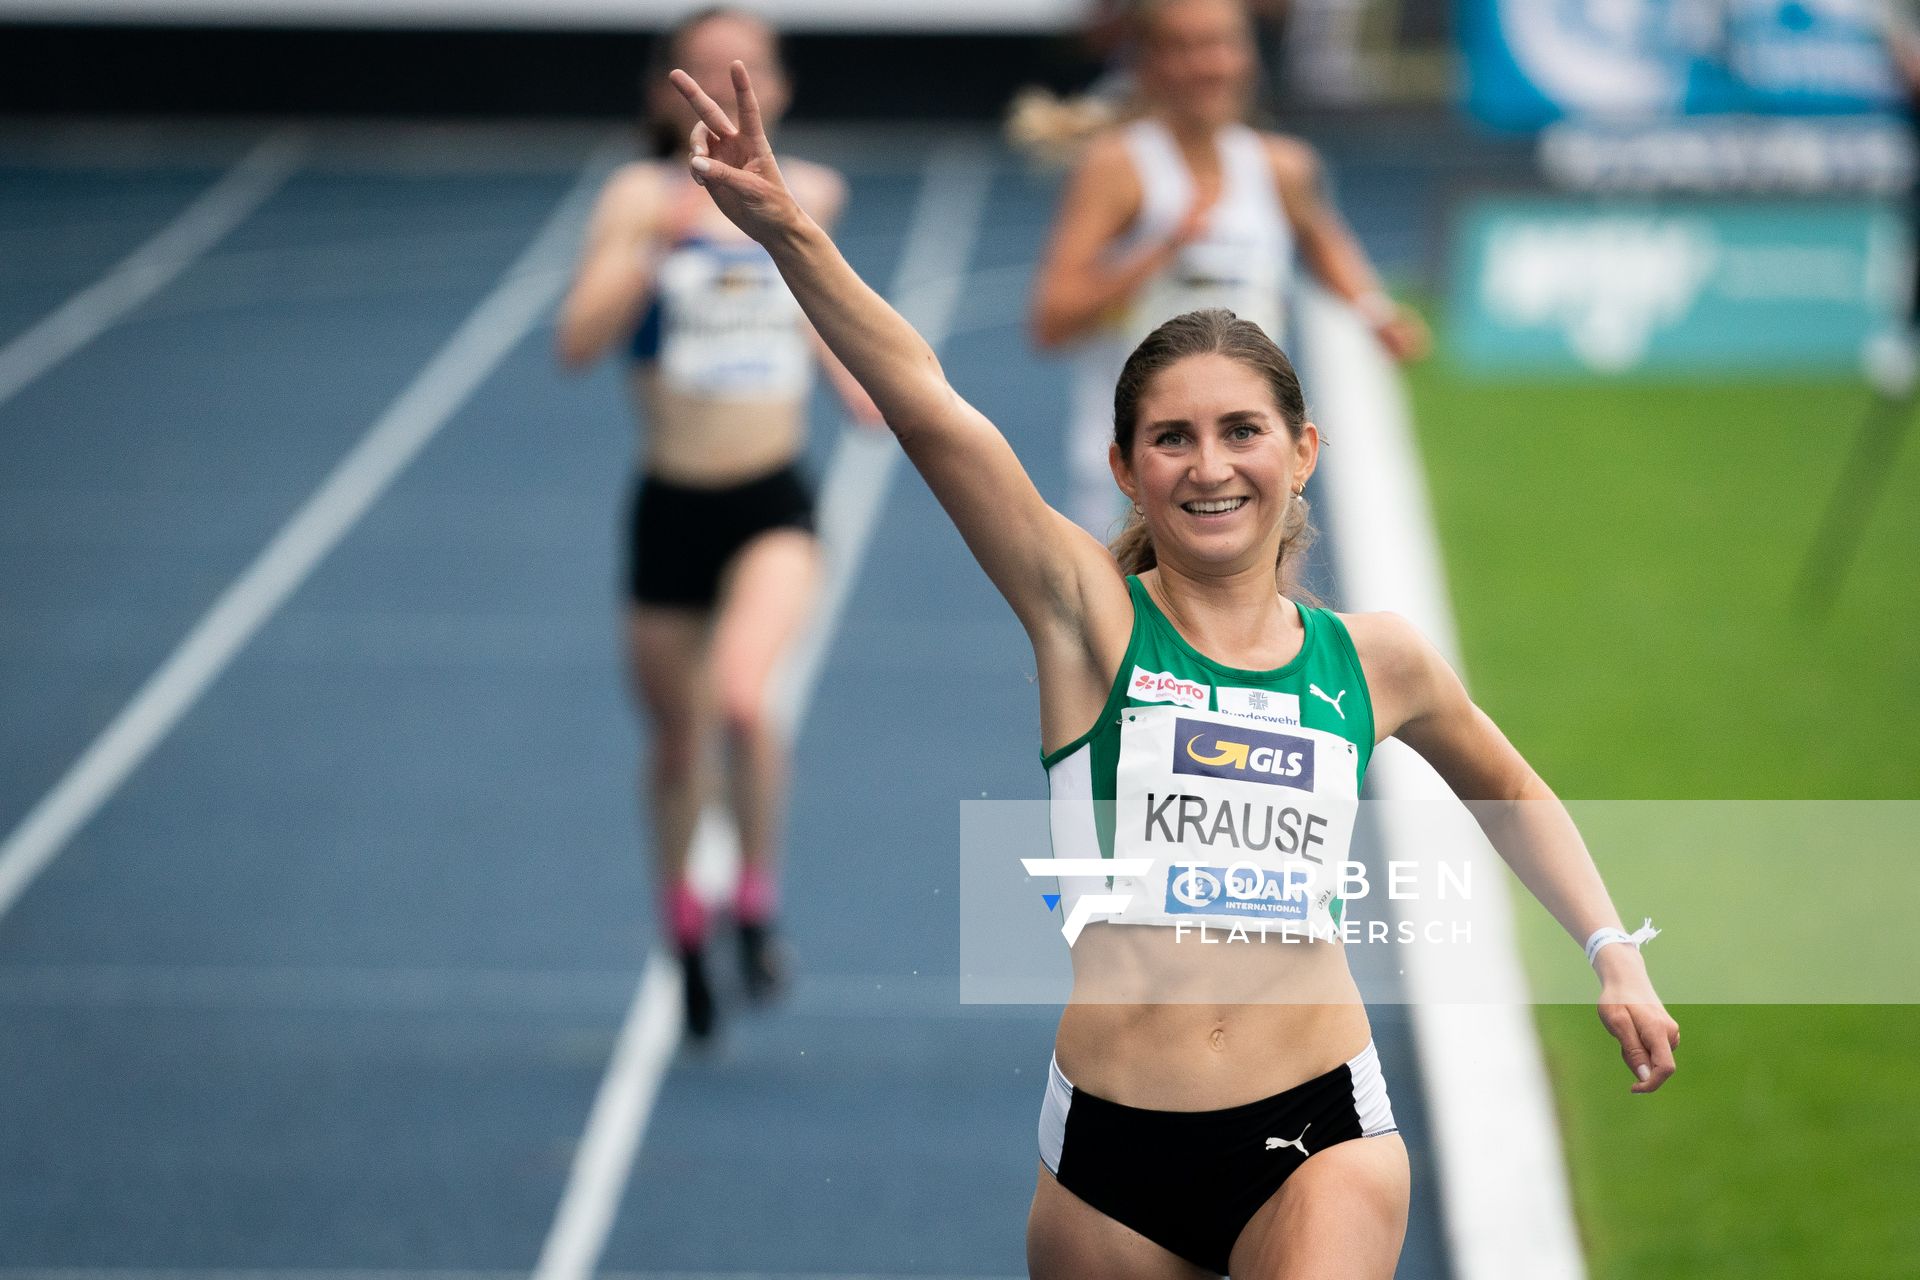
1164;862;1310;920
1449;196;1907;374
1463;0;1904;130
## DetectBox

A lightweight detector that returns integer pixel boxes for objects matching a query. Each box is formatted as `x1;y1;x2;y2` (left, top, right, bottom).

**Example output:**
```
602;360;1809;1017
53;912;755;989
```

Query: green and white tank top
1041;574;1374;938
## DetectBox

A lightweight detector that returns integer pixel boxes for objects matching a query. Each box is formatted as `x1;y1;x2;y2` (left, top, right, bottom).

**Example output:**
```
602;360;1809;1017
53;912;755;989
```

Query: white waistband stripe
1346;1039;1399;1138
1038;1055;1073;1175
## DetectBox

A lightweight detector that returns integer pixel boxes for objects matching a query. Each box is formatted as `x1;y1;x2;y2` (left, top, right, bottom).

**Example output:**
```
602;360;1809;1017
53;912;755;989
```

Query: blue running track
0;121;1449;1279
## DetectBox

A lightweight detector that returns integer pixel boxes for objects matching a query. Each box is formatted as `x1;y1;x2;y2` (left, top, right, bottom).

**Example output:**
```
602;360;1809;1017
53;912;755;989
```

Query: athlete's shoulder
1058;127;1145;220
1332;609;1426;669
1259;131;1324;197
601;159;671;205
784;156;848;219
1072;127;1143;184
1335;610;1462;706
589;161;672;231
1258;130;1320;170
574;162;675;255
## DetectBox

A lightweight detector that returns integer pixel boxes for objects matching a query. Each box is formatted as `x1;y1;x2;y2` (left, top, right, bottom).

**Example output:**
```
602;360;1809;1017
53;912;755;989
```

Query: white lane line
1297;283;1587;1280
537;951;681;1268
0;963;638;1013
0;140;625;928
0;963;1049;1020
530;139;998;1280
0;131;304;411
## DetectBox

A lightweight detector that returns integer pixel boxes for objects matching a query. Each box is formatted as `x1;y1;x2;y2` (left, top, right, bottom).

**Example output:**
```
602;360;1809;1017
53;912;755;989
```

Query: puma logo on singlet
1265;1125;1311;1157
1309;685;1347;719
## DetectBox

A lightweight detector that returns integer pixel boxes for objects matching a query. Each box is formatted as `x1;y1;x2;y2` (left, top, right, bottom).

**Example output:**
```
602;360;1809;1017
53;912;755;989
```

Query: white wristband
1584;918;1660;968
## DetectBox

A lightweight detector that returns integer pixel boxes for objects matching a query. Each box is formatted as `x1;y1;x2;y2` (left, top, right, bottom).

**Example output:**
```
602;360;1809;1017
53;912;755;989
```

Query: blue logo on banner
1172;718;1314;791
1164;863;1309;920
1462;0;1901;130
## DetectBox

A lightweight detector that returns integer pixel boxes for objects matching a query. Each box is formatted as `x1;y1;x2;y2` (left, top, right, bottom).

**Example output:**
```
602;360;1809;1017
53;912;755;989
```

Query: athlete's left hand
1594;946;1681;1094
1371;302;1431;362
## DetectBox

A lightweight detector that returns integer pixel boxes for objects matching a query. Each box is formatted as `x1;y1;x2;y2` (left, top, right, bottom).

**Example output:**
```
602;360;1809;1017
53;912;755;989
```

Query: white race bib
1104;703;1358;934
657;247;811;399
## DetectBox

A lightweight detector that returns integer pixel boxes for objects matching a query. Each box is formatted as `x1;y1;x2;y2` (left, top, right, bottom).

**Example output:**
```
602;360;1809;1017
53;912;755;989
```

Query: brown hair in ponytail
1108;307;1317;598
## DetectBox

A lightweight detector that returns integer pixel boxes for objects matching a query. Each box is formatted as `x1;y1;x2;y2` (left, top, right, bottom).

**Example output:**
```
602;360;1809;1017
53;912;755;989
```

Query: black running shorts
626;462;815;608
1038;1041;1399;1275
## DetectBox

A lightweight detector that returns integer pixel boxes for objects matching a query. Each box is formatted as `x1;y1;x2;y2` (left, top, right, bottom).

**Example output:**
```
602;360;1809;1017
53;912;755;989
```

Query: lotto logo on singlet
1130;667;1209;710
1173;719;1315;791
1164;861;1309;921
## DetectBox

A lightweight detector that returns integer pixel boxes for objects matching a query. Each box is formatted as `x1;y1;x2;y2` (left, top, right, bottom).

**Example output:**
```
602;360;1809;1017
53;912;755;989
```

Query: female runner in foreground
1029;0;1427;535
557;8;877;1039
671;62;1679;1279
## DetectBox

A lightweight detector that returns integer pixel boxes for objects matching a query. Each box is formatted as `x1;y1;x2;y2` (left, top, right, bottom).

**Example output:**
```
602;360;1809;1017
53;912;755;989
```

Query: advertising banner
1447;196;1907;374
1463;0;1904;130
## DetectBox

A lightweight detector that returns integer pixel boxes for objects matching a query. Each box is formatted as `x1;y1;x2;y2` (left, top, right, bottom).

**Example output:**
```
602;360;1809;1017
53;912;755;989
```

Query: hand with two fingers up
669;62;805;248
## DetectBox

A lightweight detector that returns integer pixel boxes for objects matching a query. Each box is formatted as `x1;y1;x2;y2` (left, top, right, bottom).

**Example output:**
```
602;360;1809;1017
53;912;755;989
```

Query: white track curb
1297;285;1587;1280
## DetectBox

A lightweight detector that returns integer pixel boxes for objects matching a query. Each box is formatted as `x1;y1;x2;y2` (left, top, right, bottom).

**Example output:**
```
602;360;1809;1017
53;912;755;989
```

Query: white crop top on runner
632;235;814;401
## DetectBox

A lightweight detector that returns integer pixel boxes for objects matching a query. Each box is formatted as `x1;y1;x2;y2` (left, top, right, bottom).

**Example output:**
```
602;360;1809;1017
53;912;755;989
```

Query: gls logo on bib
1172;718;1315;791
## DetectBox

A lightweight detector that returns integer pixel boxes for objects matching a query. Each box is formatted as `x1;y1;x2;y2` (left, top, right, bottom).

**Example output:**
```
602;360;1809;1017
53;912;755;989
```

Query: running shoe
737;920;791;1003
679;943;717;1039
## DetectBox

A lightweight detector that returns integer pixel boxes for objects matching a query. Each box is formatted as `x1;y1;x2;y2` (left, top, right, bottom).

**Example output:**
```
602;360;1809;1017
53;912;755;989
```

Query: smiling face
1135;0;1258;131
1111;350;1317;575
648;11;790;151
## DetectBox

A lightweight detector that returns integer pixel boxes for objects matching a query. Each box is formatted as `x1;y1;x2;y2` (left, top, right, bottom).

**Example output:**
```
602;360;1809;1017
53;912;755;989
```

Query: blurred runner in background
1022;0;1428;536
556;6;878;1041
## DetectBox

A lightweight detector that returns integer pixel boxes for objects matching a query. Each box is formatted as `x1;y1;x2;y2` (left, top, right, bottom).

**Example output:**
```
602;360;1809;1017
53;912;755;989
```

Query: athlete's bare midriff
632;367;807;484
1054;924;1372;1111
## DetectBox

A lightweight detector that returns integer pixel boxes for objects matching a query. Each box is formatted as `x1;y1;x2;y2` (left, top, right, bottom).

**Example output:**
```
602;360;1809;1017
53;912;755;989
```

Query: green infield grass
1402;355;1920;1279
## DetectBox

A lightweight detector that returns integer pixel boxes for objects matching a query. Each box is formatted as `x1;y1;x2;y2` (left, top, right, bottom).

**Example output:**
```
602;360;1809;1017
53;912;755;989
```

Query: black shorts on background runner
626;462;815;608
